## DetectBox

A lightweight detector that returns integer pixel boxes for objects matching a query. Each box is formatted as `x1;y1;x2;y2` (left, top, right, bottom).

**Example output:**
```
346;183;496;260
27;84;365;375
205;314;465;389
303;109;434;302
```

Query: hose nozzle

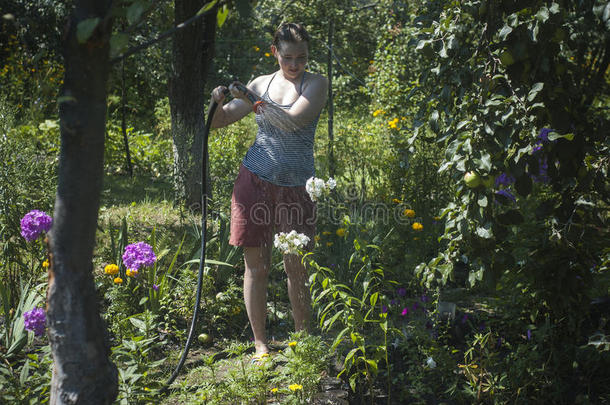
232;82;261;105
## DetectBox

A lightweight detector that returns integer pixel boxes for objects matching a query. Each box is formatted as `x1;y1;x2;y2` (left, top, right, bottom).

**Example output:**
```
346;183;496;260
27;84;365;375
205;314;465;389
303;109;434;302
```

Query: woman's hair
272;23;310;50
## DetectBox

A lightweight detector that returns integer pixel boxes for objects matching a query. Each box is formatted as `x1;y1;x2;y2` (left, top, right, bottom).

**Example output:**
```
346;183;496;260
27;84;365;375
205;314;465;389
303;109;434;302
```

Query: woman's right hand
211;86;228;103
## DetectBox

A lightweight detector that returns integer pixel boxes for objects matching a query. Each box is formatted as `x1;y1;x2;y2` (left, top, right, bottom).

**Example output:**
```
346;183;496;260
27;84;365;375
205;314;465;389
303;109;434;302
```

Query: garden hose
162;87;230;391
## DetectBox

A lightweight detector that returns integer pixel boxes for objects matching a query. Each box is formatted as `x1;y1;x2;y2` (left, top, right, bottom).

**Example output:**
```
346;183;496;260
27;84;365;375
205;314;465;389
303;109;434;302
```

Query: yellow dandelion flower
113;277;123;285
288;341;297;348
326;242;334;247
322;231;332;236
412;222;424;231
372;109;384;117
253;45;260;51
270;388;279;394
42;260;49;268
392;198;402;203
403;209;415;218
104;264;119;275
336;228;346;237
388;118;399;129
126;268;138;277
433;216;441;221
314;235;321;242
265;52;271;57
289;383;303;392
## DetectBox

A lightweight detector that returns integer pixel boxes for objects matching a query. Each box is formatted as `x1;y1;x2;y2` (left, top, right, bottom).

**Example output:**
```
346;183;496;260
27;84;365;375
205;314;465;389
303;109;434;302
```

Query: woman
210;23;328;357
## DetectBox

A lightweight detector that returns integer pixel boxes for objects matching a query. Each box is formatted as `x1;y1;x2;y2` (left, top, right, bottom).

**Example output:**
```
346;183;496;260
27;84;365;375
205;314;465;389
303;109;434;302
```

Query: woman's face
272;41;308;80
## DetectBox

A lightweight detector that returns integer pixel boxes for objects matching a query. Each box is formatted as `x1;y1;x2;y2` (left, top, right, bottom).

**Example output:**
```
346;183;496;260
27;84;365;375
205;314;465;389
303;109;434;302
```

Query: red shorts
229;164;316;249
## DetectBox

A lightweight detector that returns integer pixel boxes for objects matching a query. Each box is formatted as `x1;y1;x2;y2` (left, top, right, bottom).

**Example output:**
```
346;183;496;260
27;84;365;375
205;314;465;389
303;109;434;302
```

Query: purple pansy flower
23;307;46;336
381;305;388;313
122;242;156;271
396;287;406;297
152;284;159;291
527;329;532;340
20;210;53;242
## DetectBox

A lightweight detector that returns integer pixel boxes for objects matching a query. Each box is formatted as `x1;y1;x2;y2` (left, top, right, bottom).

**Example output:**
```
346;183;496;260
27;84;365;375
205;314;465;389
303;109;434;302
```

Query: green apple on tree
464;171;482;188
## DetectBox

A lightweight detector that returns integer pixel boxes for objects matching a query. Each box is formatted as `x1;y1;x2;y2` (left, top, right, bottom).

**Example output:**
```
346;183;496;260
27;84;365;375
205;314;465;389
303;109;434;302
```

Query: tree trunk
169;0;216;210
47;1;118;403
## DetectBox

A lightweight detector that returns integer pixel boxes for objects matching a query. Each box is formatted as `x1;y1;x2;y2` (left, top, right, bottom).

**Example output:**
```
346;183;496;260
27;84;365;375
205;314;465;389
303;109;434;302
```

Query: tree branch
110;0;222;65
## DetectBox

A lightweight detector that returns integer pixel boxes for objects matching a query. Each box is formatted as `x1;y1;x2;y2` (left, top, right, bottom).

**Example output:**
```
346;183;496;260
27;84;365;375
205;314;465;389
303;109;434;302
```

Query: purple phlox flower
20;210;53;242
461;314;469;324
538;128;554;142
495;189;516;203
411;302;418;312
495;173;515;188
396;287;407;297
381;305;388;313
390;299;398;306
533;128;555;153
122;242;156;271
152;284;159;291
420;294;429;303
527;329;532;341
23;307;46;336
401;307;409;316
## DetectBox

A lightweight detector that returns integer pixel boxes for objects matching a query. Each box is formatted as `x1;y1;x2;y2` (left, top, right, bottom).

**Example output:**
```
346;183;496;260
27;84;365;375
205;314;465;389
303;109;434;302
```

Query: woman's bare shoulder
247;73;275;93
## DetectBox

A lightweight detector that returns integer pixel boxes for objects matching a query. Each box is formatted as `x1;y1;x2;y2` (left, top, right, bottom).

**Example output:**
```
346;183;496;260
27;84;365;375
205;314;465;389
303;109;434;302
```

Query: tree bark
169;0;217;210
47;1;118;403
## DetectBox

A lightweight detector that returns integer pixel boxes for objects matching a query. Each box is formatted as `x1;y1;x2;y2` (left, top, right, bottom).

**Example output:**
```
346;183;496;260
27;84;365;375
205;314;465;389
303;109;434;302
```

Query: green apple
198;333;213;345
464;171;482;188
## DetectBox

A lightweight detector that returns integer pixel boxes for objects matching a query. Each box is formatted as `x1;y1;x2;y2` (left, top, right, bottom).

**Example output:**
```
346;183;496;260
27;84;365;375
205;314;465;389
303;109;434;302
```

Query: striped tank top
242;72;319;187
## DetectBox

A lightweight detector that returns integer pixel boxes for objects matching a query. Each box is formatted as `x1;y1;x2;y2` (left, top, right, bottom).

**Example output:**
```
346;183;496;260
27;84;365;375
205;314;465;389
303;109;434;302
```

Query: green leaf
129;317;146;331
216;5;229;28
527;82;544;102
76;18;101;44
536;6;550;22
548;132;574;141
197;0;218;16
474;151;491;172
126;1;146;25
499;24;513;41
476;225;493;239
370;292;379;307
110;33;129;58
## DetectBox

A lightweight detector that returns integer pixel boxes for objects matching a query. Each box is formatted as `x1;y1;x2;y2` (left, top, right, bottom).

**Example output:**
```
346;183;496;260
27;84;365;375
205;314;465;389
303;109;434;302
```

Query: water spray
232;82;303;132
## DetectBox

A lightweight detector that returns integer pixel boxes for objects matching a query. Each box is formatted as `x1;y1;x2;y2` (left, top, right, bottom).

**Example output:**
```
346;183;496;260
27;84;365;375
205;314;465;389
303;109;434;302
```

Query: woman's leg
243;245;271;354
284;253;311;332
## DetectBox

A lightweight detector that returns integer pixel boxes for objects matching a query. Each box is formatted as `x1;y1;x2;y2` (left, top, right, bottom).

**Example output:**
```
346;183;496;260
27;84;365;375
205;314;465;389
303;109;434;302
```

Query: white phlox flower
274;231;311;254
306;177;336;201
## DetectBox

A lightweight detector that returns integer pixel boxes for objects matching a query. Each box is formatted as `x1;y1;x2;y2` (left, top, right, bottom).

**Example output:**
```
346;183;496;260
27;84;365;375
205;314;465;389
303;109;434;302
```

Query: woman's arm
285;74;329;125
209;88;251;129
